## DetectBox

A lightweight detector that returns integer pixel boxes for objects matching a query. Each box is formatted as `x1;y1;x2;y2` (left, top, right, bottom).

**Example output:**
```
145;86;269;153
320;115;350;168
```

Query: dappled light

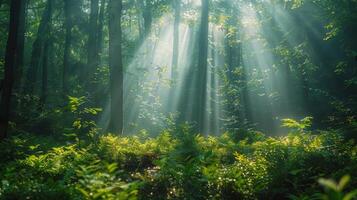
0;0;357;199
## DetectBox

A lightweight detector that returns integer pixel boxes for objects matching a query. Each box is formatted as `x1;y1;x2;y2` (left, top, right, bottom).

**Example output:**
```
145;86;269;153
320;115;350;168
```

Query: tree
108;0;123;134
14;0;27;91
40;8;53;108
87;0;100;89
25;0;53;94
143;0;152;38
171;0;181;81
97;0;106;59
0;0;23;140
196;0;209;133
223;3;252;127
63;0;73;94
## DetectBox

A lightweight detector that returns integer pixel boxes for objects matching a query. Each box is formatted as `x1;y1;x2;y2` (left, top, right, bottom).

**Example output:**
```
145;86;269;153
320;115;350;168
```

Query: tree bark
143;0;152;38
108;0;123;134
40;9;52;109
87;0;99;86
97;0;106;59
0;0;23;140
171;0;181;81
40;38;49;109
63;0;73;95
196;0;209;133
13;0;27;91
25;0;52;94
135;0;144;43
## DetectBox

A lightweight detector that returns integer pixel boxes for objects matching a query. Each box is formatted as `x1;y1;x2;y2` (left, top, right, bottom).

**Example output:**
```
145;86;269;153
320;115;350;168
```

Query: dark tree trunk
143;0;152;38
196;0;209;133
87;0;99;86
25;0;53;94
97;0;106;59
40;9;52;109
63;0;73;95
0;0;23;140
108;0;123;134
171;0;181;81
40;39;49;109
14;0;27;91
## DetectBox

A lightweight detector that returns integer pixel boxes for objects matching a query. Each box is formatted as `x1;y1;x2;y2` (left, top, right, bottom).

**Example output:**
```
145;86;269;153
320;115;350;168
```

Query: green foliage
318;175;357;200
67;96;102;141
1;122;356;200
75;161;138;200
281;117;313;133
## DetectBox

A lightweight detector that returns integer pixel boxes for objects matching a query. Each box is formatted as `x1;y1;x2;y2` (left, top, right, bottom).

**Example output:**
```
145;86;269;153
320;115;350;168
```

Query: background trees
0;0;356;137
0;0;25;139
108;0;123;134
0;1;356;199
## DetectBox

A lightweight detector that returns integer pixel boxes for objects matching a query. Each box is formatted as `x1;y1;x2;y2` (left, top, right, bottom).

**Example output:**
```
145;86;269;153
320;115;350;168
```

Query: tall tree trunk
40;39;49;109
40;9;52;109
97;0;106;59
14;0;27;91
196;0;209;133
108;0;123;134
143;0;152;38
87;0;99;87
224;27;234;81
25;0;53;94
171;0;181;81
135;0;144;43
0;0;23;140
63;0;73;95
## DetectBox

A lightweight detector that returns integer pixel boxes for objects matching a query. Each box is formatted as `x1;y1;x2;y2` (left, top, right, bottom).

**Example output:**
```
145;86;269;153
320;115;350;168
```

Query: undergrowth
0;119;356;199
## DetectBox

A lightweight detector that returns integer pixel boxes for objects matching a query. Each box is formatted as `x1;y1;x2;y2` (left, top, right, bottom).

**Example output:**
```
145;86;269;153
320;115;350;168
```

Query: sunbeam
2;0;357;197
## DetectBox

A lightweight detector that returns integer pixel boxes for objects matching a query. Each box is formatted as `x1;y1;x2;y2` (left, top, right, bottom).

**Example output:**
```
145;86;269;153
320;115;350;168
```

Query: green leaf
318;178;338;191
343;190;357;200
338;175;350;191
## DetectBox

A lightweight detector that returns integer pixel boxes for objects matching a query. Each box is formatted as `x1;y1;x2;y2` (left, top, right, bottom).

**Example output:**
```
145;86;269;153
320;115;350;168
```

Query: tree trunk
97;0;106;59
0;0;23;140
224;24;239;83
63;0;73;95
196;0;209;133
87;0;99;86
135;0;144;43
171;0;181;81
108;0;123;134
40;38;49;109
143;0;152;38
25;0;53;94
14;0;27;91
167;0;181;111
40;9;52;109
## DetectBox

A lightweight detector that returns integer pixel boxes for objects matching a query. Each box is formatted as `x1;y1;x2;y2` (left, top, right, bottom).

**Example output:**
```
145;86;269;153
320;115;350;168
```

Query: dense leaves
0;122;356;199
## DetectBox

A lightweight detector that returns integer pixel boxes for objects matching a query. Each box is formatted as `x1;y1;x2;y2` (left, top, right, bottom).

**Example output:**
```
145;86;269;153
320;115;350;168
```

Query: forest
0;0;357;199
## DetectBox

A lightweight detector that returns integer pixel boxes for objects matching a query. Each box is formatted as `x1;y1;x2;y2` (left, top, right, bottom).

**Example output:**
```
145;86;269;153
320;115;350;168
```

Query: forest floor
0;122;356;200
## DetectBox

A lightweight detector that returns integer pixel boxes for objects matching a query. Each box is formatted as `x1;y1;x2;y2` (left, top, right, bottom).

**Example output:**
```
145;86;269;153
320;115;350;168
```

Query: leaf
343;190;357;200
338;175;350;191
318;178;338;191
106;163;118;173
29;144;40;150
77;188;90;198
290;169;304;176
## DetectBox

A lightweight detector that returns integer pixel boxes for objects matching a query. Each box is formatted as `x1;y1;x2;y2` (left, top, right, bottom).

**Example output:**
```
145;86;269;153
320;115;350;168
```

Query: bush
0;125;356;200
